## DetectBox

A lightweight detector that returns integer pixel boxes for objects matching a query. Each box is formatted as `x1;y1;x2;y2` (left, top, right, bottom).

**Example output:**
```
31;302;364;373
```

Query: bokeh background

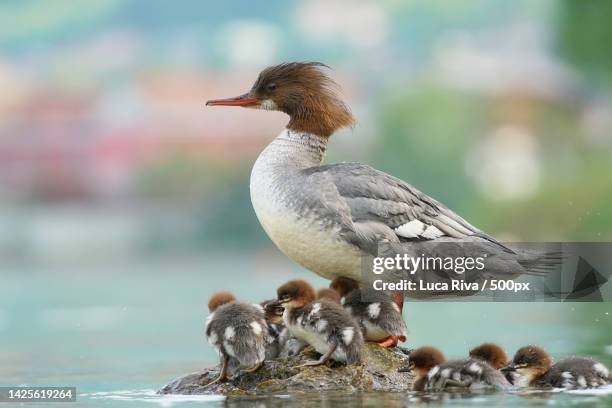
1;0;611;403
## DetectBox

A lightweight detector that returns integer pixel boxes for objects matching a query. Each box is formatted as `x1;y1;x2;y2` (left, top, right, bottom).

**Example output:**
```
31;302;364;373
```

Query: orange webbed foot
376;335;406;348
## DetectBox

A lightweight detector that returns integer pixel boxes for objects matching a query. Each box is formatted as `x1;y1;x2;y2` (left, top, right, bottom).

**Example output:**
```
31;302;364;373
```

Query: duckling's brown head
276;279;316;309
329;277;360;297
208;291;236;312
408;346;446;379
316;288;341;303
469;343;509;369
206;62;355;137
502;345;552;382
261;299;284;325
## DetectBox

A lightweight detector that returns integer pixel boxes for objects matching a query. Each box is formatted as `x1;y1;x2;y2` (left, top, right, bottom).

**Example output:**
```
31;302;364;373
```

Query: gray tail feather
517;250;565;276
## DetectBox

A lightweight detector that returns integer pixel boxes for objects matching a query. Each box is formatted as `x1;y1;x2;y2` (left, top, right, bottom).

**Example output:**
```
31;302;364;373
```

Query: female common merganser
469;342;517;384
502;345;611;389
330;277;407;348
205;292;268;385
206;62;560;297
401;346;511;391
269;279;363;366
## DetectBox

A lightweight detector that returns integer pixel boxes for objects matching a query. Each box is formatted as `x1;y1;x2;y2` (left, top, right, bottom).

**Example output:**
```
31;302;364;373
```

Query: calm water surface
1;254;611;407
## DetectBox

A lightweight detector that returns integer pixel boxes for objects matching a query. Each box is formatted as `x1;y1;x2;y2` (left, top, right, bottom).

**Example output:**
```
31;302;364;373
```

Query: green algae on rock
158;343;414;396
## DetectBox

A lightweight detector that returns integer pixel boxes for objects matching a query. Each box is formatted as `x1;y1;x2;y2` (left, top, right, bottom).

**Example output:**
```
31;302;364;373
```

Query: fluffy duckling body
272;279;363;366
260;299;286;359
205;292;268;384
331;277;407;348
469;342;517;385
261;298;306;358
404;346;511;391
503;345;611;389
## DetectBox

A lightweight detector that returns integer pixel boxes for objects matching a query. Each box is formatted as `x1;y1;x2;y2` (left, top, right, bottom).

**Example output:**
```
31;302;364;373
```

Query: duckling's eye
266;83;277;92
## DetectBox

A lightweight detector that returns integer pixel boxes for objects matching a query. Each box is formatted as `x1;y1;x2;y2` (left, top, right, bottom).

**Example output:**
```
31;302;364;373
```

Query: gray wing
302;162;506;252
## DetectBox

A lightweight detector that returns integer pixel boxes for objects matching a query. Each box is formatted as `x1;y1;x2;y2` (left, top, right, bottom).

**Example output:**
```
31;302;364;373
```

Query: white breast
282;310;347;362
362;320;389;341
249;133;362;280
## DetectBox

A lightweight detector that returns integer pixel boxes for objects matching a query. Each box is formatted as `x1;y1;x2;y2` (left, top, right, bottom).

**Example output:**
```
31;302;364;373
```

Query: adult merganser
469;342;517;384
270;279;363;366
330;277;407;348
206;62;560;297
205;292;268;385
401;346;511;391
502;345;611;389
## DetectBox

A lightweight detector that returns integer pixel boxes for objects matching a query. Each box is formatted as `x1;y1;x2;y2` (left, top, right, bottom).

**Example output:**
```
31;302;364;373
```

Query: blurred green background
0;0;611;405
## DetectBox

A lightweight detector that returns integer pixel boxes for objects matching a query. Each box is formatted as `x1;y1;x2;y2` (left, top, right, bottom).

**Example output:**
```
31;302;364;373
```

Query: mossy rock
158;343;414;396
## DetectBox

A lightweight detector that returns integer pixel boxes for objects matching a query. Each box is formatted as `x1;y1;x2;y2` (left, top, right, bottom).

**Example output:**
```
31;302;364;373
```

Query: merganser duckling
502;345;611;389
330;277;407;348
205;292;267;385
270;279;363;366
469;342;517;384
260;299;285;359
206;62;561;299
316;288;341;303
402;346;511;391
262;299;305;358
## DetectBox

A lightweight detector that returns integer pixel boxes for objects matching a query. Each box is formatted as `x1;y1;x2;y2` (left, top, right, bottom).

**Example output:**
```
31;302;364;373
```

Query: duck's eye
266;83;277;92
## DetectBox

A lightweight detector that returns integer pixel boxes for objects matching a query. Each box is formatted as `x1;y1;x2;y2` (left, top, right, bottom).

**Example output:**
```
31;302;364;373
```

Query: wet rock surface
158;343;414;396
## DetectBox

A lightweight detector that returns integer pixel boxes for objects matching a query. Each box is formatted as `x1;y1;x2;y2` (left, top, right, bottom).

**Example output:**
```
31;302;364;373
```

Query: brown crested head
469;343;509;369
502;345;552;380
206;62;355;137
277;279;316;309
408;347;446;377
208;291;236;312
316;288;341;303
329;277;360;297
261;298;284;325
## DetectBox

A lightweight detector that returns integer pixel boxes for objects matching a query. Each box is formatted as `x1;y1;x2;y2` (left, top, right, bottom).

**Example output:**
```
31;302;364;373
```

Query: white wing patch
250;321;263;335
224;326;235;340
310;303;321;318
367;303;381;319
428;366;440;379
468;362;483;375
395;220;426;238
342;327;354;345
593;363;609;378
395;220;445;240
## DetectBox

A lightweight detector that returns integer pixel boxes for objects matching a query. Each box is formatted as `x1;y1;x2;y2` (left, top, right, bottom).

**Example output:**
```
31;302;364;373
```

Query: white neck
256;129;328;171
